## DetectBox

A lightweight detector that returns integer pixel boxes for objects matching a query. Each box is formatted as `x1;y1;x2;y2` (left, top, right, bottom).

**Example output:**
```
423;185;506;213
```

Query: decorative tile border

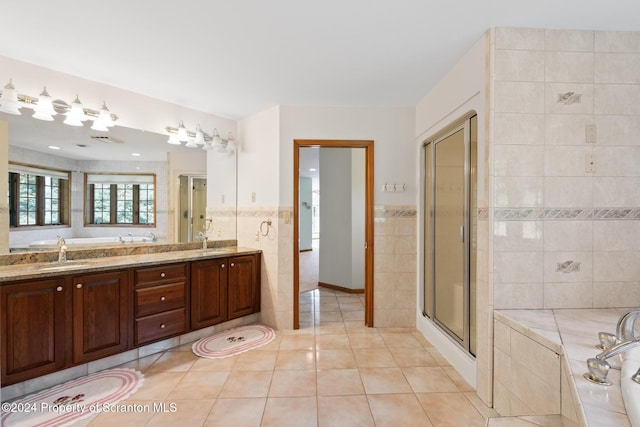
492;208;640;221
374;205;417;218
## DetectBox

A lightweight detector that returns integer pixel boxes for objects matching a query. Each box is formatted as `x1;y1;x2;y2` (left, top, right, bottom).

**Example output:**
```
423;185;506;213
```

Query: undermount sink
34;262;91;272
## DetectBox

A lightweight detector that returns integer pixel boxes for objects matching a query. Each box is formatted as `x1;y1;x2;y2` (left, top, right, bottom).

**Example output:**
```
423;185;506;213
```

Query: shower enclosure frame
422;114;477;357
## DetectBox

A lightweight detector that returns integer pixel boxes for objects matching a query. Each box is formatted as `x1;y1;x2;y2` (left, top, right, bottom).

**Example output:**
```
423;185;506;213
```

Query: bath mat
192;324;275;358
1;368;144;427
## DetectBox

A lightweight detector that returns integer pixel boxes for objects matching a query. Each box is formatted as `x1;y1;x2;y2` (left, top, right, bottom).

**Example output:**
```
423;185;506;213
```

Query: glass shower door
423;115;476;355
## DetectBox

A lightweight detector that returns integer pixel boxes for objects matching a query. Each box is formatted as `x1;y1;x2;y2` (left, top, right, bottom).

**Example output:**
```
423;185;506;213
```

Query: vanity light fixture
0;78;119;130
165;122;236;153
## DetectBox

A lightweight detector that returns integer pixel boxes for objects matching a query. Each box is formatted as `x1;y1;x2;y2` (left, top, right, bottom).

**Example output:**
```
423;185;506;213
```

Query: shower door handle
460;226;465;243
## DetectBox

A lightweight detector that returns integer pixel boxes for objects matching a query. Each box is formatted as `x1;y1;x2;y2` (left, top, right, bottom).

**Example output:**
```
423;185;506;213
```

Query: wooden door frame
293;139;374;329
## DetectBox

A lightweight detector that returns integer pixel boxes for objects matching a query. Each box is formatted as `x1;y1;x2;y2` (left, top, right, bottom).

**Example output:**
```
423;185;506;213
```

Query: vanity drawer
135;263;187;286
135;282;186;317
135;308;186;345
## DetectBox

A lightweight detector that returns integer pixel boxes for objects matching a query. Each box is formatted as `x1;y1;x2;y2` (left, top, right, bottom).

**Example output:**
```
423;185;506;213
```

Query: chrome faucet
616;308;640;342
57;236;67;263
195;231;208;249
586;308;640;385
145;232;157;242
127;233;134;243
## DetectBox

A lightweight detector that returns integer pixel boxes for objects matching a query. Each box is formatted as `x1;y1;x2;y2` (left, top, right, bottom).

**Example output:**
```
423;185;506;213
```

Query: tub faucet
127;233;134;243
57;236;67;263
586;308;640;385
616;308;640;342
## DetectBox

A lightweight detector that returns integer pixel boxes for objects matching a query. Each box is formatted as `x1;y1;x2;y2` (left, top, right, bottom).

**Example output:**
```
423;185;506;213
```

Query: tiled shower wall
237;205;417;330
491;28;640;309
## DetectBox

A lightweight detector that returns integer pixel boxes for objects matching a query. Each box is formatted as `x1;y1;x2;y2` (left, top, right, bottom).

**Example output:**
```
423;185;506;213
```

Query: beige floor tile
218;370;273;398
316;311;344;323
315;334;351;349
389;346;438;367
348;333;387;349
342;310;365;322
280;334;316;350
352;348;398;368
359;367;413;394
378;331;423;348
116;353;162;372
316;349;357;370
417;392;486;427
254;336;282;351
168;371;230;399
146;351;198;372
367;393;433;426
318;395;375;427
464;391;500;418
402;366;460;393
317;369;365;396
203;398;266;427
190;355;238;371
129;372;185;400
315;324;347;335
261;397;317;427
233;350;278;370
427;347;451;366
274;350;316;370
442;365;475;392
145;399;215;426
269;370;316;397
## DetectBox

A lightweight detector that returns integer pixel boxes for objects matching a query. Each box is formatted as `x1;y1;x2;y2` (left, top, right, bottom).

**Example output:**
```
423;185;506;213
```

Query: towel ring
260;219;272;237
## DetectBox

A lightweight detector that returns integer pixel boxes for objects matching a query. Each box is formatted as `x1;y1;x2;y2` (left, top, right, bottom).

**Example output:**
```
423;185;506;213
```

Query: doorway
293;140;374;329
178;175;207;242
422;114;477;355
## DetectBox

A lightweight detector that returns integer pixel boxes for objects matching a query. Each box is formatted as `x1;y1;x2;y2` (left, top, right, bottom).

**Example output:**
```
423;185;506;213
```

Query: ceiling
1;0;639;160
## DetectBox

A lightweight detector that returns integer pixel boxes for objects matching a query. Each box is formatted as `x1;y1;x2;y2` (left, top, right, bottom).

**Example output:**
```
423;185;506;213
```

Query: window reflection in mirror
8;163;70;228
84;173;156;226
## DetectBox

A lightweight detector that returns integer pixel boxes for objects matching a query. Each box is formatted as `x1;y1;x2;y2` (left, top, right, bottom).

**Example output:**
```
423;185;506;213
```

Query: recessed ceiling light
131;153;141;157
309;168;317;172
48;145;60;150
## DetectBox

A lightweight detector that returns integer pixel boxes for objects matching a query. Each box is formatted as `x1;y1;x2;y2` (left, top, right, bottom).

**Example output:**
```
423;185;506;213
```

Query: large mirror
1;111;237;254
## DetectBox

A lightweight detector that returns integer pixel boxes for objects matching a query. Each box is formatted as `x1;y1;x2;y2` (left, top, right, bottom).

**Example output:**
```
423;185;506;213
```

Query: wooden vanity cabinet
191;254;261;327
1;277;69;385
227;254;261;320
133;263;188;346
72;270;130;364
191;258;228;329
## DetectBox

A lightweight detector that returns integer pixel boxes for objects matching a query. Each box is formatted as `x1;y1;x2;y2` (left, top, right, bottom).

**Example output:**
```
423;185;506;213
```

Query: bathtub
29;236;155;249
622;348;640;427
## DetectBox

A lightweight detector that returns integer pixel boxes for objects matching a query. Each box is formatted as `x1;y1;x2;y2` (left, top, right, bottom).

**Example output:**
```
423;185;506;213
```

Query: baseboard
318;282;364;294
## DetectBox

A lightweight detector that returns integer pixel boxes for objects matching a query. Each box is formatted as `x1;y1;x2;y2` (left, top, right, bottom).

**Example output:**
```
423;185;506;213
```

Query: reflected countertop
0;245;261;283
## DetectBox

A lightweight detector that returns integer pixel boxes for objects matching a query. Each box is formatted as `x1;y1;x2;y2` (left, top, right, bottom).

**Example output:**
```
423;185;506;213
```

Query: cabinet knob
160;272;166;278
221;264;225;268
160;296;166;301
231;263;235;267
56;286;63;292
76;283;83;289
160;323;166;329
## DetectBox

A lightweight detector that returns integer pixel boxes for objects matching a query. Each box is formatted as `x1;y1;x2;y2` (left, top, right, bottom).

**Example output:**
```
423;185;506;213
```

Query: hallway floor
69;287;563;426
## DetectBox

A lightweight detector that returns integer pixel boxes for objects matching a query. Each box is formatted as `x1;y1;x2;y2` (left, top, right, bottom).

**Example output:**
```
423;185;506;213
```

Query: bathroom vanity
0;246;261;386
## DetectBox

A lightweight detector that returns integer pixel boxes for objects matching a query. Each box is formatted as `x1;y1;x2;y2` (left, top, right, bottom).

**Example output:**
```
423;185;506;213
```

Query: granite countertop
496;308;632;427
0;245;261;283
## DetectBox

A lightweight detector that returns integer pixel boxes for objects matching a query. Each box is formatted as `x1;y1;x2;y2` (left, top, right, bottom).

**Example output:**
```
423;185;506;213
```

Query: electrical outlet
284;212;291;224
254;231;260;241
585;124;597;143
585;153;596;173
221;194;225;204
251;192;256;203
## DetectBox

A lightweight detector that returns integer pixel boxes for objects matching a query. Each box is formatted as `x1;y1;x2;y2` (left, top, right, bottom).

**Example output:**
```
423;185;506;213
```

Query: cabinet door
72;270;129;364
228;255;260;320
1;278;68;385
191;259;228;329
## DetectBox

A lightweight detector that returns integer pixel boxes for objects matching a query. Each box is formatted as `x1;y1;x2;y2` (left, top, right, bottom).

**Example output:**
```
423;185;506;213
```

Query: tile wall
490;28;640;310
237;205;418;330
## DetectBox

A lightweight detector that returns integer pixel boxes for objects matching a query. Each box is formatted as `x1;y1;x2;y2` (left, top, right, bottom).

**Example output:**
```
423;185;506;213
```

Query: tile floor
69;287;562;426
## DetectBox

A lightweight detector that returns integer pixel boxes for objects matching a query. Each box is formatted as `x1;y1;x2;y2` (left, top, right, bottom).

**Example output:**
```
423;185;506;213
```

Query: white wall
351;148;365;289
279;106;415;206
0;120;8;253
